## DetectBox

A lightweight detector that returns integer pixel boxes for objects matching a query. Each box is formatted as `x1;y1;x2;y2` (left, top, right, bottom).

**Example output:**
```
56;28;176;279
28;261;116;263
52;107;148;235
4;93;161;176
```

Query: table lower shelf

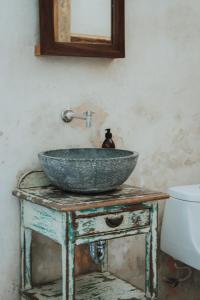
22;271;146;300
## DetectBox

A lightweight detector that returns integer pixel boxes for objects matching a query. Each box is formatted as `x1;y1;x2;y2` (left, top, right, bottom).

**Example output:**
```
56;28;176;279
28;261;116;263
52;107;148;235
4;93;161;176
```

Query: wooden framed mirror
36;0;125;58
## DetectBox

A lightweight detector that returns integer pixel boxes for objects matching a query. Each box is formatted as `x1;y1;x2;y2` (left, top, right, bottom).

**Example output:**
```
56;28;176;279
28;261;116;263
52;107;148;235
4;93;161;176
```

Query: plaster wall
71;0;111;36
1;0;200;299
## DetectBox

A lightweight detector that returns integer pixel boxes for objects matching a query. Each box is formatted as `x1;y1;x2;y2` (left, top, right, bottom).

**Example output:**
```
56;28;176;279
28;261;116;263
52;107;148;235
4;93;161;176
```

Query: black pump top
105;129;112;139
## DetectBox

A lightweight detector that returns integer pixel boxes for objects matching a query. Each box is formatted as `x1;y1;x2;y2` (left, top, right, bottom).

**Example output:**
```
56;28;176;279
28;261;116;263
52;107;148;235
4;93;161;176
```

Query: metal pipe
89;241;106;264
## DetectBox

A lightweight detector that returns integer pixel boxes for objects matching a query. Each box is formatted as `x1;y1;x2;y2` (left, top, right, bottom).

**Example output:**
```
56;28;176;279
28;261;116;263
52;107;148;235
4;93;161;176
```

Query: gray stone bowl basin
38;148;139;194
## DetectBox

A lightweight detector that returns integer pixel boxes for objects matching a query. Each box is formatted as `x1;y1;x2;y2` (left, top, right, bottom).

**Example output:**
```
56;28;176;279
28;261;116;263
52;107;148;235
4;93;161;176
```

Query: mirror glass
54;0;112;44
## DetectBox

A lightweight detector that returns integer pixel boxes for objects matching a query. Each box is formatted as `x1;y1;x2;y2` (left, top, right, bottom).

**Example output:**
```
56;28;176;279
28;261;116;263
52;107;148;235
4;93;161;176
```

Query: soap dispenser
102;129;115;148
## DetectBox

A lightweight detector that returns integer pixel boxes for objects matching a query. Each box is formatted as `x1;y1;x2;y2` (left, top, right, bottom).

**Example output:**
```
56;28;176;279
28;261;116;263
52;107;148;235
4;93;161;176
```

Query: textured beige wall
1;0;200;299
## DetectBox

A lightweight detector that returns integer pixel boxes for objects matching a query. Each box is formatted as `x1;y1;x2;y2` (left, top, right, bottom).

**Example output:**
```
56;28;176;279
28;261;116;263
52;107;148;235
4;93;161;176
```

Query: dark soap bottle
102;129;115;148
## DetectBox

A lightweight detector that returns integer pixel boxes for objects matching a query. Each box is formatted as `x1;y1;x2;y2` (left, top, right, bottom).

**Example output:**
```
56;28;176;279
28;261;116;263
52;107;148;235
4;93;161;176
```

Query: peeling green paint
24;229;32;290
76;227;150;246
22;272;146;300
145;203;158;300
23;201;64;243
16;171;163;300
67;212;75;300
76;209;149;236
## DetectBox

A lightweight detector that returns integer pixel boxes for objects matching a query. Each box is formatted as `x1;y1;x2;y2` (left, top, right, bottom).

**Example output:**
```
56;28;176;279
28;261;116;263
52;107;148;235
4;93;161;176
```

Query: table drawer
75;209;149;236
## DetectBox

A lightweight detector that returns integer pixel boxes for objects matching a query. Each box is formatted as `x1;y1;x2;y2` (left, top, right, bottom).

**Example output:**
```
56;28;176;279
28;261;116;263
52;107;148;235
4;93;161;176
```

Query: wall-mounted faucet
61;109;94;128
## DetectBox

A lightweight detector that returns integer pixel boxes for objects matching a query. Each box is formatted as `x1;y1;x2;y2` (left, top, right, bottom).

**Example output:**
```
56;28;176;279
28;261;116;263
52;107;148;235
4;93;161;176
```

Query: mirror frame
36;0;125;58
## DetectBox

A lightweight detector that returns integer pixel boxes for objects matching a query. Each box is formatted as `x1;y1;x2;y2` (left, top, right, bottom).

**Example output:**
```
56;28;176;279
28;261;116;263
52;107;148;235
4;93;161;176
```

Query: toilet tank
161;185;200;270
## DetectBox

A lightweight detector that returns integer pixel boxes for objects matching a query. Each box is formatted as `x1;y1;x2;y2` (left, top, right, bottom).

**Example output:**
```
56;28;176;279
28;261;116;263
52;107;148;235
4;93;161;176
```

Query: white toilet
161;184;200;270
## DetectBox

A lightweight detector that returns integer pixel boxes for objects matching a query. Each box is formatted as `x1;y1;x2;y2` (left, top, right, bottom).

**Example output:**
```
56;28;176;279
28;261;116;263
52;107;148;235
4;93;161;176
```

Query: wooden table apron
14;171;169;300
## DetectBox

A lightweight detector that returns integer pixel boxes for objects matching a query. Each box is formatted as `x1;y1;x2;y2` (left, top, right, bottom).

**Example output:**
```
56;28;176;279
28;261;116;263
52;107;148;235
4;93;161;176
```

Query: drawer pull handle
105;216;124;228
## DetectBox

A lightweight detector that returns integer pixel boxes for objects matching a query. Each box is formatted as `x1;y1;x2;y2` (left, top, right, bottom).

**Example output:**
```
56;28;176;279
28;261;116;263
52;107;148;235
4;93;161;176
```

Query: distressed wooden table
13;171;169;300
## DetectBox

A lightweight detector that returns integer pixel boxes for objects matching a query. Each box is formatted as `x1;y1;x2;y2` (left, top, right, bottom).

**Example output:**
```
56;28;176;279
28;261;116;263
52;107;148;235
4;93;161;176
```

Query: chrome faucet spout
61;109;94;128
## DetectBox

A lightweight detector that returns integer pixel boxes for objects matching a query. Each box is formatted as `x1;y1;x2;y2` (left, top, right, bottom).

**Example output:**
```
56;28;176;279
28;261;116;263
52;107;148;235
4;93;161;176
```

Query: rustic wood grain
54;0;71;43
13;185;169;212
38;0;125;58
75;245;100;276
71;33;111;44
34;45;41;56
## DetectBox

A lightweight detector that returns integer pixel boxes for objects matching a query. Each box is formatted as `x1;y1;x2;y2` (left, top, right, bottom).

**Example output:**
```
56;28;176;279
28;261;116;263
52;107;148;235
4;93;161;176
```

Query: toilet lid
169;184;200;202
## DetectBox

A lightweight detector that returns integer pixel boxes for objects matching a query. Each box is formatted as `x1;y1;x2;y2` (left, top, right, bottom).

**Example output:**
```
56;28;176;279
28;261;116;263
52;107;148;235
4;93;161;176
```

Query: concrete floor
159;252;200;300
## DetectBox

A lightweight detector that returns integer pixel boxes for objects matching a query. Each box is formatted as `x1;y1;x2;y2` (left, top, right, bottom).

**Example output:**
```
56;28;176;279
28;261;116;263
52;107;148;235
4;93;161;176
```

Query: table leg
145;202;158;300
62;212;75;300
21;201;32;292
62;242;67;300
21;226;32;290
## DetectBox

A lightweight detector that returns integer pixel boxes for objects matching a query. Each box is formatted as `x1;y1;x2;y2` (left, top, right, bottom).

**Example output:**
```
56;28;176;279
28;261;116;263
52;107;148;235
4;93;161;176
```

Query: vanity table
13;171;168;300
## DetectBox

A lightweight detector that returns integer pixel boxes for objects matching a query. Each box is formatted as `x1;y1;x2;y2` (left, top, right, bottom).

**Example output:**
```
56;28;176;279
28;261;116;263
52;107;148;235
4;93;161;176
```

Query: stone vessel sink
38;148;139;194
